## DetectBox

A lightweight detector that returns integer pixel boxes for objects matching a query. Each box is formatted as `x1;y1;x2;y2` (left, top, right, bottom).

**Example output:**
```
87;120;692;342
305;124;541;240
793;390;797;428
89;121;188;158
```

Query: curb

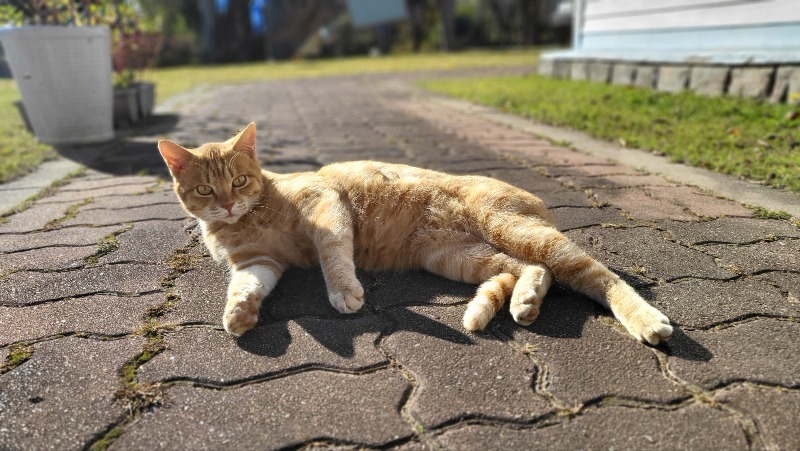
0;158;83;215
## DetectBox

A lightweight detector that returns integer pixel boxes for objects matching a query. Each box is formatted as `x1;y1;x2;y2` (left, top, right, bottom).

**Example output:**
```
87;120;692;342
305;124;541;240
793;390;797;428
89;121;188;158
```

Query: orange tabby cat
158;123;672;344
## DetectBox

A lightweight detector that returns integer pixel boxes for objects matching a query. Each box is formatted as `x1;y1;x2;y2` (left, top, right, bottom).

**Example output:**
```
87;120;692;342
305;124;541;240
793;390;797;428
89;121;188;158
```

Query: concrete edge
0;158;84;216
429;96;800;218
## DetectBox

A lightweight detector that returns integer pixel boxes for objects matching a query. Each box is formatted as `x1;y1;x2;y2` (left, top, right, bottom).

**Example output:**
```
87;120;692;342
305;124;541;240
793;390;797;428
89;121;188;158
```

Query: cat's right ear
158;140;192;177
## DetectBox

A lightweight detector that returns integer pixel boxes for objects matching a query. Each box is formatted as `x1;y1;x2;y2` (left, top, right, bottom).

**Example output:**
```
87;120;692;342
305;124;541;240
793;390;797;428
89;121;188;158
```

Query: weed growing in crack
85;225;131;266
42;197;93;230
0;343;34;374
116;337;167;413
165;250;204;273
88;425;126;451
750;206;792;220
521;342;540;355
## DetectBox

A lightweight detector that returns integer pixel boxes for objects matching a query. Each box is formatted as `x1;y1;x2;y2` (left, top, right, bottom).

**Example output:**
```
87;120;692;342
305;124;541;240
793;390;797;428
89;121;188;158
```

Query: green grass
0;49;538;184
146;49;540;104
420;75;800;192
0;79;56;183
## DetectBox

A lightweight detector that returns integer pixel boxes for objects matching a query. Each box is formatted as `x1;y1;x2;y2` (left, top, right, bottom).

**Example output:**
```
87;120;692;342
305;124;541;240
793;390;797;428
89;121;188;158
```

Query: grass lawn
0;49;538;184
421;75;800;192
0;79;56;184
148;49;540;105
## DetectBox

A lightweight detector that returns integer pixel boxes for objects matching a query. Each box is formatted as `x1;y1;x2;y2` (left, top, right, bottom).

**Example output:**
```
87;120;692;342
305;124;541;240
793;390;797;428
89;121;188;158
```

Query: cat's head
158;122;264;225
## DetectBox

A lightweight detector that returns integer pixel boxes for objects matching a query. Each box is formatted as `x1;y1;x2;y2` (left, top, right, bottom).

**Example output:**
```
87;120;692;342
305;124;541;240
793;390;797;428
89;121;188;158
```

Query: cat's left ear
230;122;257;159
158;140;193;177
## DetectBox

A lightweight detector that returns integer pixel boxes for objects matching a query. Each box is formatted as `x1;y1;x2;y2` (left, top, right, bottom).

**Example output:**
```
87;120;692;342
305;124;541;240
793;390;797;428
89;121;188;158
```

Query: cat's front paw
223;297;260;336
329;283;364;314
623;305;673;345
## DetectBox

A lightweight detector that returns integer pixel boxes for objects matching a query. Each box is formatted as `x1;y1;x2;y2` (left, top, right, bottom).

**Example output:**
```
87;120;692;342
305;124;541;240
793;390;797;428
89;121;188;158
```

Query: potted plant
112;25;161;127
0;1;116;145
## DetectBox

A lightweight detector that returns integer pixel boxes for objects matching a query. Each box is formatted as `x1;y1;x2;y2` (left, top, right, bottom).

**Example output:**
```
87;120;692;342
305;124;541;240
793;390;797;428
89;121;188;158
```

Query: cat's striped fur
159;123;672;344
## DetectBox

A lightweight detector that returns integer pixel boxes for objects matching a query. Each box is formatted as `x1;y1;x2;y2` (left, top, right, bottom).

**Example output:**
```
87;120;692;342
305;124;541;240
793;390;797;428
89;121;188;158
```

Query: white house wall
579;0;800;52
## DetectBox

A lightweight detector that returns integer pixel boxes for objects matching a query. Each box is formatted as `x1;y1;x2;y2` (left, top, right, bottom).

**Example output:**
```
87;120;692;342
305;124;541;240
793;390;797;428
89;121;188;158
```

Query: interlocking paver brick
61;203;187;227
645;186;752;218
497;286;686;404
715;385;800;450
661;217;800;245
0;264;169;306
140;317;388;384
0;203;68;234
167;259;228;325
549;206;632;231
0;225;120;253
543;164;643;177
382;304;552;426
113;370;412;449
0;245;95;274
701;239;800;274
557;173;677;189
0;336;144;450
754;271;800;303
437;404;747;450
647;278;797;328
366;269;475;309
82;189;175;210
668;319;800;389
0;293;163;346
592;187;697;221
39;178;161;204
566;227;736;281
488;168;593;208
98;220;193;265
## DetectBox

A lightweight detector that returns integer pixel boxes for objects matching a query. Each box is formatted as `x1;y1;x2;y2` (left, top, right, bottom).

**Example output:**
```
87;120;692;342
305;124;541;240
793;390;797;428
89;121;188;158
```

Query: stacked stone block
539;59;799;103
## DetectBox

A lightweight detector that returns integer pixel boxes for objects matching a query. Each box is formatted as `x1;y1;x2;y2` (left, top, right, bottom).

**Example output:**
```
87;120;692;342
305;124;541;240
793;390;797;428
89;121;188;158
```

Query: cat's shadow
234;267;478;358
233;267;712;363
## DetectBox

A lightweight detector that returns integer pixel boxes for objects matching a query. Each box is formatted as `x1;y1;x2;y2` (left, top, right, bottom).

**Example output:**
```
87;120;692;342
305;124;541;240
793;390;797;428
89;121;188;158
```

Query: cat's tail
481;213;673;344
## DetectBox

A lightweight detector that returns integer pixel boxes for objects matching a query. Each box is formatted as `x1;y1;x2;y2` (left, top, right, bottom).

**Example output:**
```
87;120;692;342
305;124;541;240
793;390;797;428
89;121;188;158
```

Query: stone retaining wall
539;58;800;104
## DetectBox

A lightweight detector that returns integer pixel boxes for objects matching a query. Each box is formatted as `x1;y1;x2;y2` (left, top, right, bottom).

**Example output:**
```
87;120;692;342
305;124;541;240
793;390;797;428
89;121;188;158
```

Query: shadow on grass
54;114;179;178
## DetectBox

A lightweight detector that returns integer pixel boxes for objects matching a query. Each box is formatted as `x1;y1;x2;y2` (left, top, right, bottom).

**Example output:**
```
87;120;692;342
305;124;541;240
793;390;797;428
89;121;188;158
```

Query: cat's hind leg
463;273;516;331
419;234;535;331
480;212;672;344
509;263;553;326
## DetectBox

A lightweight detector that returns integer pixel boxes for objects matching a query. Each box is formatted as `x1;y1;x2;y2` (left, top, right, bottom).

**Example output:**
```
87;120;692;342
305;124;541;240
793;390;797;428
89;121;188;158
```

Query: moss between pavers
84;224;132;267
42;197;93;231
750;206;792;221
0;343;33;374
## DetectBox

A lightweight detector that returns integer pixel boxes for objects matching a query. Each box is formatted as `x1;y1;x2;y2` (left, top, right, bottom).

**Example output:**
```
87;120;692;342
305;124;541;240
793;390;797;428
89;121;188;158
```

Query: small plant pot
113;86;140;128
135;82;156;118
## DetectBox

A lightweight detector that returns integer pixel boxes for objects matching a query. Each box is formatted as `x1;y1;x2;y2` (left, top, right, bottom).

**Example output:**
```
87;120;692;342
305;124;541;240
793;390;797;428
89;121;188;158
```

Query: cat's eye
232;175;247;187
196;185;213;195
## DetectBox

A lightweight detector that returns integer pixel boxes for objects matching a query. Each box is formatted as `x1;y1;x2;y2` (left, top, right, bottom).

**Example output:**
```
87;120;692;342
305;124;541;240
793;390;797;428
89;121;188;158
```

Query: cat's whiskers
249;201;290;220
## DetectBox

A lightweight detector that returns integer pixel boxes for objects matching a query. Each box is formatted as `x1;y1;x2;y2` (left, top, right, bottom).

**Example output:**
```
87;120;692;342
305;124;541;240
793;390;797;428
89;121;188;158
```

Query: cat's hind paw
463;301;493;331
624;305;673;345
329;285;364;314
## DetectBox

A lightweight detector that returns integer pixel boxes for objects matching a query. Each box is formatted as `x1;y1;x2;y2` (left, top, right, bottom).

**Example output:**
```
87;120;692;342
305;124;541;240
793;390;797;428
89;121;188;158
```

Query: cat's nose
222;203;234;213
